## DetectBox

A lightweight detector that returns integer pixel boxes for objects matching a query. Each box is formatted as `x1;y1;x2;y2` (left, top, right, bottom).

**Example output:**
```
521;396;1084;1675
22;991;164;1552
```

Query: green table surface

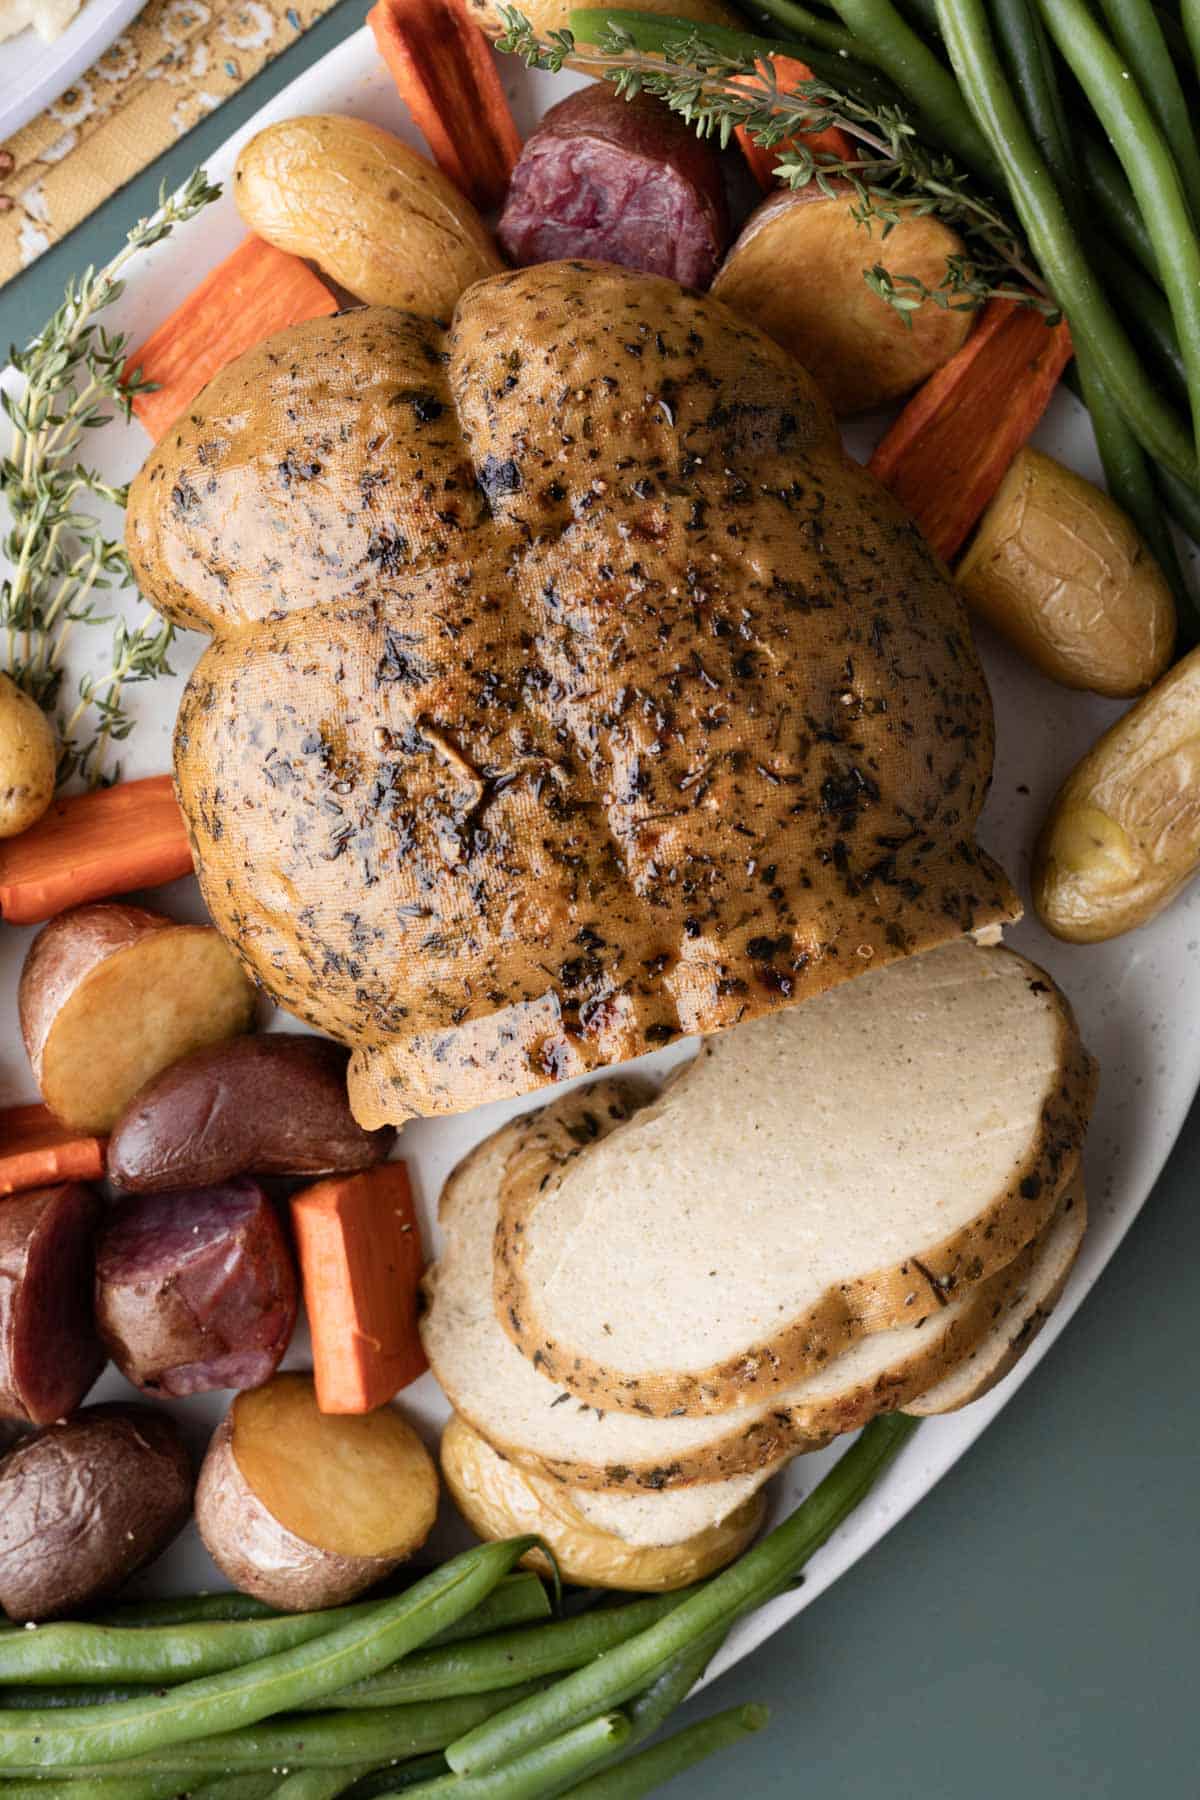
3;9;1198;1791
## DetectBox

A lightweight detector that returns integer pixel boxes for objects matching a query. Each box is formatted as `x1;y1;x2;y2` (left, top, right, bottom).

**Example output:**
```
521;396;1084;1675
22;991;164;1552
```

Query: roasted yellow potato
0;674;55;839
712;189;975;414
957;448;1176;696
234;115;502;318
440;1414;766;1591
197;1374;439;1611
464;0;739;36
1034;645;1200;942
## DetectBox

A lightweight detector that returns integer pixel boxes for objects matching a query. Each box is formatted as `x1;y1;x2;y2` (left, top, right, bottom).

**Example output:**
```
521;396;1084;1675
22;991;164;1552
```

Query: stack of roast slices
424;937;1096;1576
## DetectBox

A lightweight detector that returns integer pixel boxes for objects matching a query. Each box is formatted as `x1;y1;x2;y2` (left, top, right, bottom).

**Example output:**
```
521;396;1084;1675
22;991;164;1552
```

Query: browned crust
491;951;1097;1418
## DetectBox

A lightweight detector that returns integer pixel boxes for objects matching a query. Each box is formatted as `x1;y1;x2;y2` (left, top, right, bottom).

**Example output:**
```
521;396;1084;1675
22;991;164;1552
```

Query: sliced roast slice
494;940;1095;1418
906;1180;1087;1416
420;1087;1078;1493
497;85;729;288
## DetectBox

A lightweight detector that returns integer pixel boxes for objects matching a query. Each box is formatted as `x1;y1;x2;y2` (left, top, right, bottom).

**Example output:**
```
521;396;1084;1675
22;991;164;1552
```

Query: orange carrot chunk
0;774;193;925
126;236;338;442
291;1161;428;1414
0;1104;106;1196
868;297;1074;563
368;0;522;212
734;55;853;192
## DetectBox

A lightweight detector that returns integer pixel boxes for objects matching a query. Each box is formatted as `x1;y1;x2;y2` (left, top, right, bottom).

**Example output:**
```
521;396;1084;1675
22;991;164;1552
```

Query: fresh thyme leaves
495;7;1055;320
1;166;220;788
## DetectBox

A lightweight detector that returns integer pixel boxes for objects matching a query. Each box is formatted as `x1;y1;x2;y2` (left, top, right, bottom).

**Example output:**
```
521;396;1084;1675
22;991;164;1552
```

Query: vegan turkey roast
126;262;1018;1124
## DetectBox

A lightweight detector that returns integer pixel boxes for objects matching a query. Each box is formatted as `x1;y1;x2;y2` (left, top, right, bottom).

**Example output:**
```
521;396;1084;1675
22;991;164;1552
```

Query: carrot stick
868;297;1074;563
0;774;193;925
0;1105;106;1196
734;56;853;191
126;236;337;442
291;1161;428;1414
368;0;521;211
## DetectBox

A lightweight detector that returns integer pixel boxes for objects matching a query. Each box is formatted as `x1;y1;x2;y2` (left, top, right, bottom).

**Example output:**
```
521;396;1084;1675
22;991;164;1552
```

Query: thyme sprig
1;166;220;787
496;9;1054;319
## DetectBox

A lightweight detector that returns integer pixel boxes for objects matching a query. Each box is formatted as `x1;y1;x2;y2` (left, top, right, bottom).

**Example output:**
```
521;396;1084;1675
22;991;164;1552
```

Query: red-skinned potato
95;1177;298;1397
0;1405;192;1620
196;1373;438;1610
712;187;975;414
106;1034;395;1194
19;903;256;1133
0;1181;104;1424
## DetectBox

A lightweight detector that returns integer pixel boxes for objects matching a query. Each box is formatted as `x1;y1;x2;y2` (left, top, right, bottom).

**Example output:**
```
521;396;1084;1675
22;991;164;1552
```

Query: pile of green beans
715;0;1200;597
0;1416;916;1798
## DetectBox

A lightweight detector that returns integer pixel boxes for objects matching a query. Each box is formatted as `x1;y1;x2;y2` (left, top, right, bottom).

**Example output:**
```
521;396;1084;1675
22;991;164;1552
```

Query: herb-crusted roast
127;262;1018;1124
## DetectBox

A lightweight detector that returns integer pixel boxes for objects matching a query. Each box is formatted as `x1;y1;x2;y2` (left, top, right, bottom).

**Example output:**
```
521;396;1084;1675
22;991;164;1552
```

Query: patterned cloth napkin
0;0;338;287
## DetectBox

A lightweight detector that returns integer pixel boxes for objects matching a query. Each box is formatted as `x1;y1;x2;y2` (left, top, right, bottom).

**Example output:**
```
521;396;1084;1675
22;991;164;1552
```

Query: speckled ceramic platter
2;24;1198;1689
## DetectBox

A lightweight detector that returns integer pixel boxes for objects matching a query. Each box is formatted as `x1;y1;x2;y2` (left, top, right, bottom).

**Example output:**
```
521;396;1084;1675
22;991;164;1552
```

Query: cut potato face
0;674;56;841
441;1415;766;1591
196;1373;438;1611
233;1374;438;1559
19;904;256;1133
713;189;975;414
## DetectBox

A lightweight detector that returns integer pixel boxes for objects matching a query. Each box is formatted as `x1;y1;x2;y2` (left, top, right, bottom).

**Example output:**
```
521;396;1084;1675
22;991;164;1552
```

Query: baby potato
234;115;503;319
0;674;55;839
712;189;974;414
1034;645;1200;942
957;448;1176;696
441;1414;765;1592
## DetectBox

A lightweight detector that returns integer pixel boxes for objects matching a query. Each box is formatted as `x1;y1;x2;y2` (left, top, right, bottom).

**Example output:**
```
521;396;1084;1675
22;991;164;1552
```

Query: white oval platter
1;22;1198;1692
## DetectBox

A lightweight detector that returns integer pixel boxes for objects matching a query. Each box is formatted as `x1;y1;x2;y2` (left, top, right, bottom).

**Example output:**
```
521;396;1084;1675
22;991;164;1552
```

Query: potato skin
0;1406;192;1621
95;1178;298;1397
107;1034;396;1193
0;1182;104;1424
1034;644;1200;942
441;1415;765;1591
0;675;56;840
712;188;975;414
234;115;502;317
196;1414;404;1611
956;448;1176;695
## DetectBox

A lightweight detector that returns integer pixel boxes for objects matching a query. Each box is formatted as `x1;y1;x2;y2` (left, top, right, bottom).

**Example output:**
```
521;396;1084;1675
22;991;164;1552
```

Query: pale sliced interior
232;1373;438;1558
906;1183;1086;1416
571;1467;777;1548
42;926;255;1131
422;1108;1076;1491
495;939;1090;1414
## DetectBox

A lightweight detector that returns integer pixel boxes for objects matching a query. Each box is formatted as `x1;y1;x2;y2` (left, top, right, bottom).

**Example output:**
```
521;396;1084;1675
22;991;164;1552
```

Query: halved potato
0;674;56;840
712;188;975;414
196;1373;438;1610
440;1414;765;1592
19;903;256;1133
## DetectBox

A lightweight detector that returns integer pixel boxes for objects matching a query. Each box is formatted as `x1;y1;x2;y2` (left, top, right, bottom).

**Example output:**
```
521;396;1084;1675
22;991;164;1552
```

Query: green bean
0;1539;537;1772
269;1770;373;1800
1075;135;1159;281
303;1594;686;1712
0;1689;546;1781
379;1715;631;1798
1034;0;1200;458
0;1779;193;1800
823;0;1001;177
191;1780;280;1800
0;1608;387;1687
713;0;867;58
989;0;1076;191
92;1596;279;1629
425;1578;550;1647
1185;0;1200;74
1094;0;1200;215
1087;240;1187;401
342;1759;449;1799
563;1702;769;1799
568;11;901;109
1156;459;1200;542
0;1685;149;1708
1074;353;1198;637
445;1415;917;1776
935;0;1198;485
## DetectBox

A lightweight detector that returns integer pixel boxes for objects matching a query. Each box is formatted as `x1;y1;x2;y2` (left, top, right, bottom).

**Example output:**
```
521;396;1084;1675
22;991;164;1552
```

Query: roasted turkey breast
127;262;1017;1123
